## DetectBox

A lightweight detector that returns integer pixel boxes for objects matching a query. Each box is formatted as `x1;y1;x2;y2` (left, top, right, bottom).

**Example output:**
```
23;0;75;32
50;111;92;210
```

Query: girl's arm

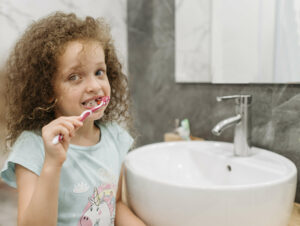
15;162;62;226
115;167;146;226
15;116;83;226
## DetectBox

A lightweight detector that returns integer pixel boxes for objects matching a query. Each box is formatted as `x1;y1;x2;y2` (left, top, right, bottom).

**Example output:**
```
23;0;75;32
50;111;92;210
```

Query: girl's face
53;40;111;121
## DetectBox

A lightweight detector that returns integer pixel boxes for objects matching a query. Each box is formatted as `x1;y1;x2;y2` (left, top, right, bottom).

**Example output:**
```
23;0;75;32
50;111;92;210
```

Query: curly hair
4;12;133;147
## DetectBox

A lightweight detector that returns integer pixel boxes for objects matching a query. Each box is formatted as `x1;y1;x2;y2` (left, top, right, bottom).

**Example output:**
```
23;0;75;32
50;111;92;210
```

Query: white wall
0;0;128;70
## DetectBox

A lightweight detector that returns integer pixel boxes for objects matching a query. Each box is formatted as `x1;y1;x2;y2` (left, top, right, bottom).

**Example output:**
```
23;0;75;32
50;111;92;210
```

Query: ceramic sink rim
124;141;297;191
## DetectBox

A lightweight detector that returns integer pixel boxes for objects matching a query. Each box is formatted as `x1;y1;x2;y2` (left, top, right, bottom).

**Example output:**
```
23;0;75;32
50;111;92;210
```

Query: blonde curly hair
4;12;133;146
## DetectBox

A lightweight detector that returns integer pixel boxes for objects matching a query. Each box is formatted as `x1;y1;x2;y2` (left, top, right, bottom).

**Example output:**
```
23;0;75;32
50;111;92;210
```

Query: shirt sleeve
1;131;45;188
115;123;134;164
104;122;134;166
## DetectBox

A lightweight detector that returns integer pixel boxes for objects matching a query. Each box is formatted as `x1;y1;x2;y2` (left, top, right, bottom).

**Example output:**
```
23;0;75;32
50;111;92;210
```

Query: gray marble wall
127;0;300;202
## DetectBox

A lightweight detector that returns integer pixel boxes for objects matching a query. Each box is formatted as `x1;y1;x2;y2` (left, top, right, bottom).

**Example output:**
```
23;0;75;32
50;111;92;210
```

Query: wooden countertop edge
289;203;300;226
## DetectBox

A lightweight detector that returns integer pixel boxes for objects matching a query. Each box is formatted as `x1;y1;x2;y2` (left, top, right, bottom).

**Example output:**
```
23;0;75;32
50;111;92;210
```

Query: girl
1;12;145;226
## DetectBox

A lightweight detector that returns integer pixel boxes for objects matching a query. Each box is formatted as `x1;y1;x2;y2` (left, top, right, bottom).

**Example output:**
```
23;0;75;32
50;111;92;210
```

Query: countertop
289;203;300;226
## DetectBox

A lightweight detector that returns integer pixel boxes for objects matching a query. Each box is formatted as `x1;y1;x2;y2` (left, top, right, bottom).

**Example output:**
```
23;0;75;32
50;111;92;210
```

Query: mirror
175;0;300;84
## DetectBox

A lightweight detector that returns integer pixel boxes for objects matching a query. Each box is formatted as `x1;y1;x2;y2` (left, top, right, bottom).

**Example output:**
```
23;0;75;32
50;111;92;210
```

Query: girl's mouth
82;97;102;108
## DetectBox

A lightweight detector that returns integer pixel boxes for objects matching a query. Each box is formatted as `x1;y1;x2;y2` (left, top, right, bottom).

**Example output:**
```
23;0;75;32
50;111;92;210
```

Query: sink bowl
124;141;297;226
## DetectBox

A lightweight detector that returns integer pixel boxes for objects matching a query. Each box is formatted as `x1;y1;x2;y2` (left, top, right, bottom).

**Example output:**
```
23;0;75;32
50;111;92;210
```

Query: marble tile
275;0;300;83
175;0;211;82
0;0;128;70
211;0;276;83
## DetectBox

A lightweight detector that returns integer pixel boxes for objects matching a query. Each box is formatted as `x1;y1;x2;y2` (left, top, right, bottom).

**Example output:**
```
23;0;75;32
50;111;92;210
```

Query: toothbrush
52;96;110;144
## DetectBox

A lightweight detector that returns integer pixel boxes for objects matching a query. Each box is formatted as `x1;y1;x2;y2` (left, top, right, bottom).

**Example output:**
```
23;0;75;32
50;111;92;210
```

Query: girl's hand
42;116;83;167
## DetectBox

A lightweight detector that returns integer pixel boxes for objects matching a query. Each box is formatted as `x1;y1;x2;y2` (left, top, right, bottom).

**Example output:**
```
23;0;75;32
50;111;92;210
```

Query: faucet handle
216;95;241;102
216;95;252;104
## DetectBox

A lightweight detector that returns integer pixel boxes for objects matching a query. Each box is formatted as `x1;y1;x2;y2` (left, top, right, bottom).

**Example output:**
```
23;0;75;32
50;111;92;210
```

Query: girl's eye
69;74;80;81
95;69;104;76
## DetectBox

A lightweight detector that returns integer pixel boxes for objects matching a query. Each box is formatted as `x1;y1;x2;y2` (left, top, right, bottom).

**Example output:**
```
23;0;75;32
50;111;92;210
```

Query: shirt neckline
69;122;104;151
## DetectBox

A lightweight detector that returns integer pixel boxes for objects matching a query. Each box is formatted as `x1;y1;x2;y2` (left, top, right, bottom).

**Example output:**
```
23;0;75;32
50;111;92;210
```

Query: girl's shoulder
8;130;45;163
1;130;45;188
97;121;134;149
97;121;131;139
13;130;43;148
99;121;121;132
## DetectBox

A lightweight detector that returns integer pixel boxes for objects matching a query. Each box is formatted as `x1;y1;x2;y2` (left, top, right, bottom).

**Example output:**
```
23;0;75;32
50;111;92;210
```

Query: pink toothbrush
52;96;110;144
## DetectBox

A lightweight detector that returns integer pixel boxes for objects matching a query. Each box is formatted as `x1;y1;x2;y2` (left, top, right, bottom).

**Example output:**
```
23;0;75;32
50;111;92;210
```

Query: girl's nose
85;75;101;92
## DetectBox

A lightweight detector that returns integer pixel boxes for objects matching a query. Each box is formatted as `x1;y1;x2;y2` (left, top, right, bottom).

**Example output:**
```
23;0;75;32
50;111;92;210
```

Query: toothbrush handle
52;134;63;144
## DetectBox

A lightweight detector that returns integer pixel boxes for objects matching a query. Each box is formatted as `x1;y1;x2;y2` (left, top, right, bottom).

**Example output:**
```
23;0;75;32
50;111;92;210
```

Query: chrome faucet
212;95;252;156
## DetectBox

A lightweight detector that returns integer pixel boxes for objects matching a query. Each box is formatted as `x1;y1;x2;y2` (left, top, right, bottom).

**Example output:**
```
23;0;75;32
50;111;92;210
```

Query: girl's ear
47;97;58;107
48;97;55;103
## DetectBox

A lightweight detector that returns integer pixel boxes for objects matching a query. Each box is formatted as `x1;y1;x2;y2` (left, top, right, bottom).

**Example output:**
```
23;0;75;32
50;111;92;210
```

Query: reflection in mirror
175;0;300;84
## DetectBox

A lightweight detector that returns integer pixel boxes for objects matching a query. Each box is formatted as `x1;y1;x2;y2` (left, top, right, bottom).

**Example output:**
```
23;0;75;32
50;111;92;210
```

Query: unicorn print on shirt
78;184;116;226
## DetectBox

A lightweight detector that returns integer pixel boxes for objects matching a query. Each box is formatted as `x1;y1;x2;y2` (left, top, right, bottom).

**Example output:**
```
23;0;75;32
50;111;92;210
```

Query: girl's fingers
58;121;75;136
53;117;82;132
55;126;70;141
60;116;83;129
44;116;84;144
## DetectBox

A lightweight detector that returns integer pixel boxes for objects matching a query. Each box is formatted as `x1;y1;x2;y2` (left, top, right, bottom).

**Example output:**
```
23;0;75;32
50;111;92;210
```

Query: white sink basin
124;141;297;226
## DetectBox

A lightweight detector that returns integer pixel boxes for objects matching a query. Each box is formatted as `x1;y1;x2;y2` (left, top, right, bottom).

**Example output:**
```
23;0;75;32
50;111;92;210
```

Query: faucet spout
212;114;242;136
211;95;252;156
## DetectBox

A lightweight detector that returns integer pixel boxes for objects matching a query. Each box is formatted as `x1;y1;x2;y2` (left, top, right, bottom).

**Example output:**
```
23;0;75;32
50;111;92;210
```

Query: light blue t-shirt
1;122;133;226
